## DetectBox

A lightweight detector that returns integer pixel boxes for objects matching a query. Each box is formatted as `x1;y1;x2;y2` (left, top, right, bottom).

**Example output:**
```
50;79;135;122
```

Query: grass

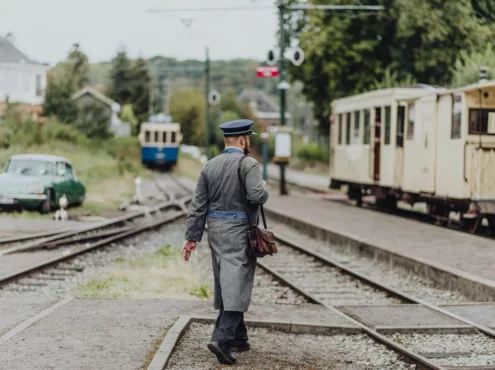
173;153;203;181
0;115;150;216
76;244;213;299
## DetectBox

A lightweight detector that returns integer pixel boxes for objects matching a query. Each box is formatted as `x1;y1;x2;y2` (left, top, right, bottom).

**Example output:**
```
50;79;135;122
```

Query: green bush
297;142;325;162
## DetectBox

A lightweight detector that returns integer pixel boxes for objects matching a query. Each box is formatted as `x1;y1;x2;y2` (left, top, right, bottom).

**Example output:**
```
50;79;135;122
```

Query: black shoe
207;341;236;365
231;341;250;352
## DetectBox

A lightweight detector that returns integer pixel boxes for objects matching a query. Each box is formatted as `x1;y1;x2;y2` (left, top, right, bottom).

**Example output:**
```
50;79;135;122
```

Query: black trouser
211;304;247;347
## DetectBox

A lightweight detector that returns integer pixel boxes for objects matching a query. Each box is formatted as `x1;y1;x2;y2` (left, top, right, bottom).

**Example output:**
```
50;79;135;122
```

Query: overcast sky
0;0;279;65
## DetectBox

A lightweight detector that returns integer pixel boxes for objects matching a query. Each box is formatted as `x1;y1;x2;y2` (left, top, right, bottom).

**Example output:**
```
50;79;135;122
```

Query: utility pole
204;47;210;160
278;0;288;195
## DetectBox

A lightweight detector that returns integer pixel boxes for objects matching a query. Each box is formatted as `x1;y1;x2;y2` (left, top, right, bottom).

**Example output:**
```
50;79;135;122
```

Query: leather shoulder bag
237;156;277;258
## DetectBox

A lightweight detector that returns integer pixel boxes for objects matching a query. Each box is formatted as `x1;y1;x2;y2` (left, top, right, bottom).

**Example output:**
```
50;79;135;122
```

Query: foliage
73;102;112;139
371;66;417;90
451;45;495;87
120;104;138;135
129;57;152;124
66;43;90;91
43;79;77;123
296;142;326;162
169;89;205;146
288;0;495;133
108;47;134;106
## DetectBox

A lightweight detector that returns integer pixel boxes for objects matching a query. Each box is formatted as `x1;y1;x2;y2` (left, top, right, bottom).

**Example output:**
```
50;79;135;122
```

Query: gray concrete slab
337;304;469;329
0;294;57;336
0;298;351;370
440;303;495;328
0;216;101;238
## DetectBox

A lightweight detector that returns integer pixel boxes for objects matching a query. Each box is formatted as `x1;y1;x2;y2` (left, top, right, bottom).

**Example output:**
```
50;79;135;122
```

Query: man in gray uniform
182;119;268;365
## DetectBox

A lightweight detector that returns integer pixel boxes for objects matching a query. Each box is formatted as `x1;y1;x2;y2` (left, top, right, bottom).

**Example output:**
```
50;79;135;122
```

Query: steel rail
0;195;192;256
256;260;446;370
0;210;186;287
0;227;82;246
274;232;495;339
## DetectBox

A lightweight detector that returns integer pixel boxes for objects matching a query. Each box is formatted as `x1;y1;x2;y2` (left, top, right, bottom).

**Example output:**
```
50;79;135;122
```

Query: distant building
72;87;130;137
237;89;291;133
0;33;48;105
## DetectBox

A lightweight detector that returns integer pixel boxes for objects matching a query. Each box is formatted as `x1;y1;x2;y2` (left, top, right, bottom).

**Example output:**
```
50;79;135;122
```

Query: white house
0;33;49;105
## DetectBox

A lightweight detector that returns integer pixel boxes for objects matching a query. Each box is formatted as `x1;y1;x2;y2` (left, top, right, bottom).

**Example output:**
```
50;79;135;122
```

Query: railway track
257;233;495;370
0;174;192;289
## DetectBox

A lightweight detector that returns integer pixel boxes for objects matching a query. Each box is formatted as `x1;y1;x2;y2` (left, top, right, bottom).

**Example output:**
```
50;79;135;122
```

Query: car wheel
41;189;53;214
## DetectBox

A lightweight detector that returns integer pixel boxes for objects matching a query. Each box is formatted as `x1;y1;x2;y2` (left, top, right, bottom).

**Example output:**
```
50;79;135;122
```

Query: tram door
373;107;382;181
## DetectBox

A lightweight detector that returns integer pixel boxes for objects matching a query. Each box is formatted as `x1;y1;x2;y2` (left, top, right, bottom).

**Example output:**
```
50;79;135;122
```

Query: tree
451;45;495;87
108;46;134;105
287;0;495;133
169;89;205;146
120;104;139;135
43;79;77;123
66;43;89;91
129;57;152;125
74;102;112;139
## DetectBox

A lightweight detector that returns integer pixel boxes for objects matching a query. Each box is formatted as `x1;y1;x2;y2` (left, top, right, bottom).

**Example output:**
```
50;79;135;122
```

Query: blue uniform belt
207;210;248;219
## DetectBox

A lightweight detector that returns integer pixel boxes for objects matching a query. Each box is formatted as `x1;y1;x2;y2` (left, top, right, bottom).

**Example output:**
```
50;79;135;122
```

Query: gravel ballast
388;332;495;367
166;322;414;369
269;219;470;304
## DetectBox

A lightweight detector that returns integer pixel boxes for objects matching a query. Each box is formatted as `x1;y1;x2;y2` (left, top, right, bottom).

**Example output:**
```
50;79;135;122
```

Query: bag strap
237;156;268;229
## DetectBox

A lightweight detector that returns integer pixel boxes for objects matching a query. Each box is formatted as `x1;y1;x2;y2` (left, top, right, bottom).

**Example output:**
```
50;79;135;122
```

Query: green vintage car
0;154;86;213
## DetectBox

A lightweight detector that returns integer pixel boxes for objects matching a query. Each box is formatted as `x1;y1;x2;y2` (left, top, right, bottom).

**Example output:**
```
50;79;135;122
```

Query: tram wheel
461;216;482;234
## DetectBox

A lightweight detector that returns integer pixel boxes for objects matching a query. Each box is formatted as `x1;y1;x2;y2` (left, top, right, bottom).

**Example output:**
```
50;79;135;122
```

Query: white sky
0;0;279;65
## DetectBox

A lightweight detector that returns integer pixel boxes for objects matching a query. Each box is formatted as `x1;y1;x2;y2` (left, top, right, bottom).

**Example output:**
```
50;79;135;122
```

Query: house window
384;106;391;145
397;105;405;147
35;75;42;96
451;95;462;139
407;103;415;140
345;112;351;145
171;132;177;143
363;109;371;144
469;109;495;135
353;111;360;144
145;131;150;143
337;113;342;145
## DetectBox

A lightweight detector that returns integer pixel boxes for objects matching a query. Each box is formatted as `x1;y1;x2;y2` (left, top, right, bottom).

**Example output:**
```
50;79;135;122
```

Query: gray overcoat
185;150;269;312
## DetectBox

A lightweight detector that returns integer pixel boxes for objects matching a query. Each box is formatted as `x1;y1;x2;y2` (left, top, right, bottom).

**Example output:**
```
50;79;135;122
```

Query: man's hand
182;240;197;261
262;181;267;188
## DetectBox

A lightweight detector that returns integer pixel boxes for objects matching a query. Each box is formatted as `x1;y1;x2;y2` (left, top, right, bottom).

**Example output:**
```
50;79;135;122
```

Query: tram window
338;113;343;145
154;131;159;143
384;106;391;145
469;109;495;135
363;109;371;144
345;112;351;145
171;132;177;143
407;103;415;140
353;111;361;144
451;95;462;139
162;131;168;143
145;131;150;143
397;106;405;147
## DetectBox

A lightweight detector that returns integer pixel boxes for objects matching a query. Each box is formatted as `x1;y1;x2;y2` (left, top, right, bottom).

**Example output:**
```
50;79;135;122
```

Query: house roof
72;87;121;111
0;35;40;65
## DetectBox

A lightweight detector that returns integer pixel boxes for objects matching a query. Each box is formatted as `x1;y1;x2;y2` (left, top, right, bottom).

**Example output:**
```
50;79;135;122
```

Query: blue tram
138;121;181;168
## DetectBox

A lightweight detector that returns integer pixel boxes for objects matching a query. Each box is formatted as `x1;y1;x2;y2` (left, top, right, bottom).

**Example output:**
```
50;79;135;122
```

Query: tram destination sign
256;66;279;78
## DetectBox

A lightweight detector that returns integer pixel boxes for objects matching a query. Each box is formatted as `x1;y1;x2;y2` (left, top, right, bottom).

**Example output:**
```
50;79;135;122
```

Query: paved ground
265;192;495;285
0;217;102;238
267;164;329;192
0;298;347;370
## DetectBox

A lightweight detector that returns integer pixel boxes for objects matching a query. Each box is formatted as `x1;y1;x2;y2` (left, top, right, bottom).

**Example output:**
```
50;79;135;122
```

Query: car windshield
4;159;56;176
